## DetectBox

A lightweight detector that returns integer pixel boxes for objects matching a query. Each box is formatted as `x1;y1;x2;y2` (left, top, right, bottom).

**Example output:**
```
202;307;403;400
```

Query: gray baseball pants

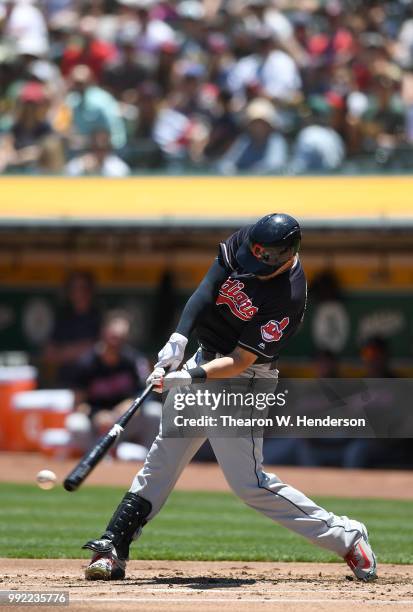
129;350;361;557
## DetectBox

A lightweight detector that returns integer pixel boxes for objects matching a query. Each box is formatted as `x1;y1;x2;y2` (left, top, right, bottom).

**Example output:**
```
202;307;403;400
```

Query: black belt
200;347;278;370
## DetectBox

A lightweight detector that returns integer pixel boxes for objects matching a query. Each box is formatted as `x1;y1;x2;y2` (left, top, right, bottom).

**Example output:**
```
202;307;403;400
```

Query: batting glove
147;368;192;394
155;332;188;372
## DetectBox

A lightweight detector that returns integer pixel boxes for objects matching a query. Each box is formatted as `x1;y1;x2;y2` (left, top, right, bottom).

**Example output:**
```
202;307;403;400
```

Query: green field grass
1;483;412;564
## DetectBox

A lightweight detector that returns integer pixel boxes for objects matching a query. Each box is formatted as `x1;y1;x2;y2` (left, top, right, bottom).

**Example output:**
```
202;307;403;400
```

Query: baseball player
83;213;377;582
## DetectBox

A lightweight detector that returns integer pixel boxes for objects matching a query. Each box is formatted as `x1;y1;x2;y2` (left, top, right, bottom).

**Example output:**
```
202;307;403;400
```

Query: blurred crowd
1;0;413;175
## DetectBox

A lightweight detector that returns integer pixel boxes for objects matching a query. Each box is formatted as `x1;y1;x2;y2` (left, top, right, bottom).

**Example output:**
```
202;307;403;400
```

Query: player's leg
83;433;205;580
210;434;377;582
83;351;205;580
127;347;206;519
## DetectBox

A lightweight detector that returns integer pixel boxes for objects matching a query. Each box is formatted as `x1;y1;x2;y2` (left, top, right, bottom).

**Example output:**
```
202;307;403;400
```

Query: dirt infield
1;451;413;499
2;559;413;612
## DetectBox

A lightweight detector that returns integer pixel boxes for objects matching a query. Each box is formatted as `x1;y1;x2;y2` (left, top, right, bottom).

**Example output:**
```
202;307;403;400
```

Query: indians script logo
261;318;289;342
216;278;258;321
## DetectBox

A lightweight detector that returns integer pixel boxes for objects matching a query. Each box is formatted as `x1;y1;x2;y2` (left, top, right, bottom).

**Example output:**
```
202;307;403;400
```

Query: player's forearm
150;349;257;391
199;348;257;379
200;356;245;378
175;258;227;337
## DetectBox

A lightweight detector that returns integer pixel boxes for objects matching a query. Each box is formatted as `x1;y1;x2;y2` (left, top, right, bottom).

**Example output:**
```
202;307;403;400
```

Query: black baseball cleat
82;492;152;580
83;539;126;581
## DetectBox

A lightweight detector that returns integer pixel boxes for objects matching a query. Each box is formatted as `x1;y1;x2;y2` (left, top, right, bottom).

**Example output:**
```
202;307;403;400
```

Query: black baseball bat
63;384;154;492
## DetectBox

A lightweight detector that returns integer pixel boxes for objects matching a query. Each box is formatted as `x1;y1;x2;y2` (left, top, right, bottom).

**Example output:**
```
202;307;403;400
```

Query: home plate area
2;559;413;612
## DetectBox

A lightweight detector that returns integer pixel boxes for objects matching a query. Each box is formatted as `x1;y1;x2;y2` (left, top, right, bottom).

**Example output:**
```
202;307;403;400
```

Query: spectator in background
217;97;287;174
65;130;131;177
176;0;207;61
101;24;148;101
152;104;194;167
44;0;74;19
203;32;233;91
345;67;405;164
42;271;101;386
227;27;302;104
125;81;164;168
290;104;345;173
402;68;413;144
0;0;49;58
22;58;72;141
26;58;65;100
202;88;240;162
154;40;180;95
0;81;64;173
47;9;80;66
152;74;210;170
66;64;127;151
291;123;345;173
61;15;117;81
69;311;157;458
241;0;308;68
396;9;413;69
2;0;413;173
133;0;176;59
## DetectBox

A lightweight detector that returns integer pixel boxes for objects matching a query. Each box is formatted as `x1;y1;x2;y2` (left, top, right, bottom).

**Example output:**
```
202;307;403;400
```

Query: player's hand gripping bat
63;384;153;492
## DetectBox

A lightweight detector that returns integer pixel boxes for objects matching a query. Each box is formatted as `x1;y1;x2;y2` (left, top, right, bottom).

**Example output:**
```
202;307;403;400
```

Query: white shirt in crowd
243;9;294;41
228;50;302;102
65;155;131;178
293;125;345;170
2;1;49;55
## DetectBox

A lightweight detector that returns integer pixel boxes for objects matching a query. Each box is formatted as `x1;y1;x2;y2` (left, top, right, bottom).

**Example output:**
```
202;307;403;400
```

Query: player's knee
225;476;261;501
226;469;283;502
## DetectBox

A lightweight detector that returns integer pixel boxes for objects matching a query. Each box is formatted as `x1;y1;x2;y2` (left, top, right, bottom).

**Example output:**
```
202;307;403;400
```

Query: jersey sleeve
218;226;251;270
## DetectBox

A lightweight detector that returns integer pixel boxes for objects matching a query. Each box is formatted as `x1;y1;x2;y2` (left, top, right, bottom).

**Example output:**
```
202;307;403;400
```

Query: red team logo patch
260;317;289;342
216;278;258;321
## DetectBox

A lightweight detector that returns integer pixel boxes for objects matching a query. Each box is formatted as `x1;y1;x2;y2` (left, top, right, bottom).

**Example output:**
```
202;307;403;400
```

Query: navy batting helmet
236;213;301;277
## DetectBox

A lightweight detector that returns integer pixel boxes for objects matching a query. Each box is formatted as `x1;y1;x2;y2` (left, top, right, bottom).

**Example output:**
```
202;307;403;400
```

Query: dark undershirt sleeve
175;258;229;338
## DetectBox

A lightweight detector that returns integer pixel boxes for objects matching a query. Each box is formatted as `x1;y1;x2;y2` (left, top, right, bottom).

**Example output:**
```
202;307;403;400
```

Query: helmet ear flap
278;244;297;266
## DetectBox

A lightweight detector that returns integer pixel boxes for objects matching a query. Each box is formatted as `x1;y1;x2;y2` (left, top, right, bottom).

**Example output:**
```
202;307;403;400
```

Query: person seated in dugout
68;311;157;457
42;271;101;386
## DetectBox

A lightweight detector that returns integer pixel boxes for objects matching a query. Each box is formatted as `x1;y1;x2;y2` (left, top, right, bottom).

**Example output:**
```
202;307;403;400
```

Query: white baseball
36;469;57;490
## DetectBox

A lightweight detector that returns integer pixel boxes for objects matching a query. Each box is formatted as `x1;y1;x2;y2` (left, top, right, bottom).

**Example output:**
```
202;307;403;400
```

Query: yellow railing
1;176;412;223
